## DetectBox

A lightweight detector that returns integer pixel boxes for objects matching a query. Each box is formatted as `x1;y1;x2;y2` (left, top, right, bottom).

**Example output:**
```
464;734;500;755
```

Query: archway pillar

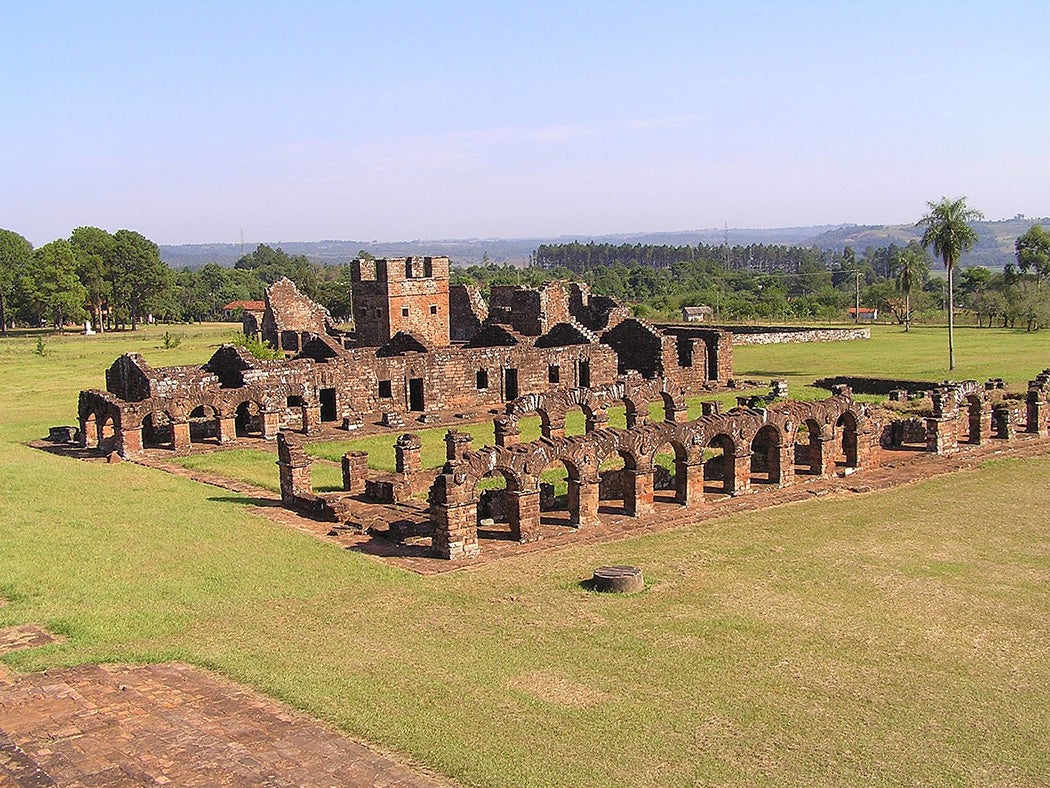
216;416;237;444
261;411;281;440
730;449;752;495
567;476;600;528
625;404;649;430
545;419;566;439
970;401;992;444
925;416;959;455
506;489;541;542
665;404;689;424
172;421;191;450
79;417;96;449
585;409;609;433
623;468;654;516
429;473;480;560
493;416;520;447
302;405;322;434
117;425;142;457
811;435;834;477
679;460;705;507
775;442;794;487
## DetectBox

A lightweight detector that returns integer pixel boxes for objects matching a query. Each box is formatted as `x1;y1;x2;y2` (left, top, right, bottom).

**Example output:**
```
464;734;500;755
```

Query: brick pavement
0;655;452;788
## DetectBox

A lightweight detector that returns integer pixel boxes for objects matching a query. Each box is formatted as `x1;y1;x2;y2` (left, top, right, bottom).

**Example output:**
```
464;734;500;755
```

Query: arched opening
234;400;264;438
795;419;824;476
188;404;220;443
835;411;860;469
704;433;737;496
538;408;560;439
623;397;649;429
142;411;175;449
596;450;629;514
538;457;578;528
750;425;782;486
97;414;116;455
564;405;586;436
474;469;532;541
660;392;679;423
652;441;687;505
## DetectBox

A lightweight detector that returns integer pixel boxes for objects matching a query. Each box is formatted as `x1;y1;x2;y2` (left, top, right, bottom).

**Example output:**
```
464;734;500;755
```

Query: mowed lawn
1;323;1049;786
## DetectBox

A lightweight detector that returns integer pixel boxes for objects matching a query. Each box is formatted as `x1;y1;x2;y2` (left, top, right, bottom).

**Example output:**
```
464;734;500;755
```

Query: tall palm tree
917;197;983;369
893;247;928;332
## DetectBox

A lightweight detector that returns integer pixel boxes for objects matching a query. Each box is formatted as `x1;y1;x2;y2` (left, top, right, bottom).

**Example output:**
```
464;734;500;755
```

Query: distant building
681;305;714;323
848;307;878;321
222;300;265;322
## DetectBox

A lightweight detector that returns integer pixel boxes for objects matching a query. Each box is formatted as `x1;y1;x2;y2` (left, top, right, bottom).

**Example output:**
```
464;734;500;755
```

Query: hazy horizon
4;1;1048;248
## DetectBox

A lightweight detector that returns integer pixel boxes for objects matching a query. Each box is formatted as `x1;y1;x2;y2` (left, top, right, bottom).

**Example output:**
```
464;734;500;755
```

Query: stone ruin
76;257;732;456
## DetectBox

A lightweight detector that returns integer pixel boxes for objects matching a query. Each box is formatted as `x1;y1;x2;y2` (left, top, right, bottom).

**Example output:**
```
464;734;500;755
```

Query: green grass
2;322;1050;785
170;448;346;494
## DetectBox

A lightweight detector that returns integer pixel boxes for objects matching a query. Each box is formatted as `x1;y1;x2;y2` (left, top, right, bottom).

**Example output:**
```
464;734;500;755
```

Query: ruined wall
449;284;488;342
730;326;871;345
262;278;331;353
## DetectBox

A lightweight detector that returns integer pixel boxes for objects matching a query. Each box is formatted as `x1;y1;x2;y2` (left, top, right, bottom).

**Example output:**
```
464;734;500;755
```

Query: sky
2;0;1048;247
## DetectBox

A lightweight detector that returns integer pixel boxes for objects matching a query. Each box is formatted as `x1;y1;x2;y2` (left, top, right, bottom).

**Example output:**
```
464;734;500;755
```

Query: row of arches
431;397;867;558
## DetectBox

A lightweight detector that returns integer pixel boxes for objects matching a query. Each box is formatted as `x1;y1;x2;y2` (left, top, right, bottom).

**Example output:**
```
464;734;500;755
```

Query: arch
234;399;264;438
835;410;860;469
537;456;580;528
81;412;98;449
142;410;175;449
188;404;220;443
795;418;825;476
97;412;117;455
704;433;738;496
750;424;783;485
651;439;690;505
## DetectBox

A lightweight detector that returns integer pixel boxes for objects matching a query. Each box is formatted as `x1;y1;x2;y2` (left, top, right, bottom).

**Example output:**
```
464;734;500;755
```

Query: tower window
401;307;409;317
430;305;438;315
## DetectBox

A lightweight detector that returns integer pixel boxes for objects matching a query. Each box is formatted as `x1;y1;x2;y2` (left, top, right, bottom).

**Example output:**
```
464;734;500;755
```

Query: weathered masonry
77;258;732;457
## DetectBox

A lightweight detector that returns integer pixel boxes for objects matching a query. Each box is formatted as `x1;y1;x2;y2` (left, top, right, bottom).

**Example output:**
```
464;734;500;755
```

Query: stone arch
750;423;784;486
796;417;827;476
835;409;860;469
142;410;176;449
97;412;117;455
234;399;265;437
650;437;692;505
704;432;741;496
188;403;221;443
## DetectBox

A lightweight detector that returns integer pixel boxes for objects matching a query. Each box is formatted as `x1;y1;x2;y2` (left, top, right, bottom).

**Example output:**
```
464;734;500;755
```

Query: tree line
0;228;356;334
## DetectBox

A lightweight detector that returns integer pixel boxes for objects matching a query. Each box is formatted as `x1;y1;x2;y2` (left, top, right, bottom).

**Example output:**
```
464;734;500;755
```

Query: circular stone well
592;565;644;593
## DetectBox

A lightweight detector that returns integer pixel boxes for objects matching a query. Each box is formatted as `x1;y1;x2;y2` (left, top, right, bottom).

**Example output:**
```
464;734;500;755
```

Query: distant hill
160;218;1048;270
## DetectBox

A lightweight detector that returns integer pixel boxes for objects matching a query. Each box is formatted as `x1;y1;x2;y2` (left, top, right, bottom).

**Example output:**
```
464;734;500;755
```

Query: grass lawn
1;322;1049;785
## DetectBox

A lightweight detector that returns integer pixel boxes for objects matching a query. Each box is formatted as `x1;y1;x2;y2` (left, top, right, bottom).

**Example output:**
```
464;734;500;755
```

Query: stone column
79;418;96;449
216;416;237;444
730;449;752;495
625;403;649;430
812;435;834;477
431;501;481;560
925;417;958;454
341;450;368;494
395;433;422;474
623;468;654;516
302;405;322;434
545;418;566;439
261;411;281;440
1026;395;1048;436
665;404;689;424
444;429;474;462
679;461;705;506
493;416;520;447
585;409;609;433
567;476;600;528
970;401;992;444
993;403;1016;440
117;425;142;457
172;421;191;451
776;442;794;487
276;432;312;504
506;489;541;542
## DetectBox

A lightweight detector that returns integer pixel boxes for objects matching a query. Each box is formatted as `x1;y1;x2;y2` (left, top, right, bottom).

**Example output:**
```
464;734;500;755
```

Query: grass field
1;322;1049;785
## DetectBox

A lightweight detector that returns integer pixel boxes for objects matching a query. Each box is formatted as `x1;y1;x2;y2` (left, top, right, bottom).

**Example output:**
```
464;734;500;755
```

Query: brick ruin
253;370;1050;560
77;257;731;456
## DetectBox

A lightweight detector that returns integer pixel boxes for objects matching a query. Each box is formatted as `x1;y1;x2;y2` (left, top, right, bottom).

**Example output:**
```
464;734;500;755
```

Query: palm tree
892;247;929;332
917;197;983;369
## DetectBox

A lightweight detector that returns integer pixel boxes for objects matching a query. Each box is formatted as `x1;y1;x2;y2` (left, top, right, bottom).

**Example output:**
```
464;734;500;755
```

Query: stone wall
730;326;870;345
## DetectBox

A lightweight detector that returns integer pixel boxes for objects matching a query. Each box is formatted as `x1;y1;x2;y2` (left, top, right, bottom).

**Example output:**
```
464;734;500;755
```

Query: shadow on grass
207;495;281;508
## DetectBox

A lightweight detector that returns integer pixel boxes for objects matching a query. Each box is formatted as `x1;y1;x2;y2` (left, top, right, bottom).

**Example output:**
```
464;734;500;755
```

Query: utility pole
854;270;861;324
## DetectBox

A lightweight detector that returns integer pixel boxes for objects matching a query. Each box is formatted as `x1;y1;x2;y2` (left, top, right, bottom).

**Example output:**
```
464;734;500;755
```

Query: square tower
351;256;451;348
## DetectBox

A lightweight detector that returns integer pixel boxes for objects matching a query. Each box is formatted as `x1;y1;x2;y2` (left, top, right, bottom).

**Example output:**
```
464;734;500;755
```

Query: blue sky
2;1;1047;246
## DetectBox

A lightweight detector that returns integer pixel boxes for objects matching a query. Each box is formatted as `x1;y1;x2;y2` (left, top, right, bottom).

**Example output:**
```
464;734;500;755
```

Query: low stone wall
730;326;870;345
814;376;940;396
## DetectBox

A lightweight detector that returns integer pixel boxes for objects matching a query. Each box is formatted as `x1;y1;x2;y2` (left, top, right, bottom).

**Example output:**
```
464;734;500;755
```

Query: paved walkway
0;643;451;788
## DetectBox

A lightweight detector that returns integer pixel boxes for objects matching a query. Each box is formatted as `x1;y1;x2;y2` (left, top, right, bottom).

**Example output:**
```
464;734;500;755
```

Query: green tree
892;247;929;332
111;230;172;329
0;229;33;335
1015;224;1050;279
917;196;983;369
70;226;116;332
19;240;87;330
